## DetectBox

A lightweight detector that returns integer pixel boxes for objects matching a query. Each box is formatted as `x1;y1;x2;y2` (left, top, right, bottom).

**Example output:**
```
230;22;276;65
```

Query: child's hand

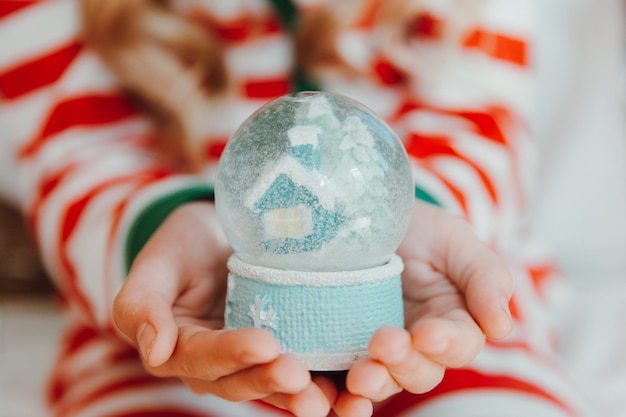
113;202;334;417
337;201;515;415
113;200;513;417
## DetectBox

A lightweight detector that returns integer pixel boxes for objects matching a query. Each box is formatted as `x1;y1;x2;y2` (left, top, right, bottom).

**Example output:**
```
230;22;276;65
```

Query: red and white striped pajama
0;0;593;416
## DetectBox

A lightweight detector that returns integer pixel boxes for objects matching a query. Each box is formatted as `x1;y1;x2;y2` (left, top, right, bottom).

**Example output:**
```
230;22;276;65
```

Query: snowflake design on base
248;295;278;332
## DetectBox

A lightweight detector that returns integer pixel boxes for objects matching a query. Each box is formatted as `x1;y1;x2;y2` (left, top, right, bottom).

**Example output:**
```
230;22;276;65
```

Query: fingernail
136;323;156;361
500;296;513;322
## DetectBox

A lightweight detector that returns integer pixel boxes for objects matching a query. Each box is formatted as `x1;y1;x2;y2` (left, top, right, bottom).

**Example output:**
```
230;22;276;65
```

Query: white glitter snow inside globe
215;91;414;370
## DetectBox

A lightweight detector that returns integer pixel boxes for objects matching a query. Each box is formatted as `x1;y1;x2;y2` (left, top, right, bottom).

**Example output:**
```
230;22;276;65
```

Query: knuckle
177;356;199;378
184;378;212;396
410;365;446;394
187;383;205;395
257;368;282;392
210;381;249;402
183;377;245;401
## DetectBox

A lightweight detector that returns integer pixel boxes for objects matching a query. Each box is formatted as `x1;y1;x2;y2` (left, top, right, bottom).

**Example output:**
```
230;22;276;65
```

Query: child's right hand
112;201;335;417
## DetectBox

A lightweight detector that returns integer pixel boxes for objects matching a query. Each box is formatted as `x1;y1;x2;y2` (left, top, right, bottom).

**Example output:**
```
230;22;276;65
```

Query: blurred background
0;203;60;417
529;0;626;415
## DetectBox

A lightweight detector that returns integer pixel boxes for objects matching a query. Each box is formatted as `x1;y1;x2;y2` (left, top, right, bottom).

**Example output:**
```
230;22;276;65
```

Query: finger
367;326;445;394
311;374;340;406
113;282;179;367
114;205;234;367
150;327;281;380
346;359;401;402
410;315;485;368
311;372;373;417
182;354;311;402
333;390;374;417
263;382;332;417
441;219;514;339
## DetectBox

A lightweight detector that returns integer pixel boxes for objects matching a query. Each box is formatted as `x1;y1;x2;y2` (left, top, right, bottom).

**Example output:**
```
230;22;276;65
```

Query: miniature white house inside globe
215;91;414;370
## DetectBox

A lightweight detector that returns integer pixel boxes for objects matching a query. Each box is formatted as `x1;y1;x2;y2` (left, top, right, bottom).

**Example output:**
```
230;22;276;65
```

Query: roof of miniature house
244;155;335;211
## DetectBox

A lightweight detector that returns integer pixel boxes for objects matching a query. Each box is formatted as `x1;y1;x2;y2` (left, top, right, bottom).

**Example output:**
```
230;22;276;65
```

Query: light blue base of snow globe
224;254;405;371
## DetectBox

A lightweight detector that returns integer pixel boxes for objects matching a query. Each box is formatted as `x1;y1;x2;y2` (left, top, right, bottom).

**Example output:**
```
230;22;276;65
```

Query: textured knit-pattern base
224;254;405;370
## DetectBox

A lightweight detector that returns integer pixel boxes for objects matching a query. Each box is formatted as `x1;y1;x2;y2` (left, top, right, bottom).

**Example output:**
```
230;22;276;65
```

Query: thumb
113;278;179;367
442;221;514;339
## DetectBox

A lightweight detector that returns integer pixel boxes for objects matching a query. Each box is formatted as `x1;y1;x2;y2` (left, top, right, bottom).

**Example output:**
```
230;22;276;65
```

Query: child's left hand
325;200;515;416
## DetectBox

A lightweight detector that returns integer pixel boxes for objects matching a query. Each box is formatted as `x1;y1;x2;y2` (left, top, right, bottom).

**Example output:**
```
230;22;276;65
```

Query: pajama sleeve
324;0;534;249
0;0;214;331
361;6;593;414
393;2;533;248
376;1;553;339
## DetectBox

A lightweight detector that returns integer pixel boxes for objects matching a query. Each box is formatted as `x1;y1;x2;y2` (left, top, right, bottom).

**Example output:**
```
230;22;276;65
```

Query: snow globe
215;91;414;370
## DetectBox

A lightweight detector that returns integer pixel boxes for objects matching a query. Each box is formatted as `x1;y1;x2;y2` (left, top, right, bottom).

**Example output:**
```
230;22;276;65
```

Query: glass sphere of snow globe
215;91;413;272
